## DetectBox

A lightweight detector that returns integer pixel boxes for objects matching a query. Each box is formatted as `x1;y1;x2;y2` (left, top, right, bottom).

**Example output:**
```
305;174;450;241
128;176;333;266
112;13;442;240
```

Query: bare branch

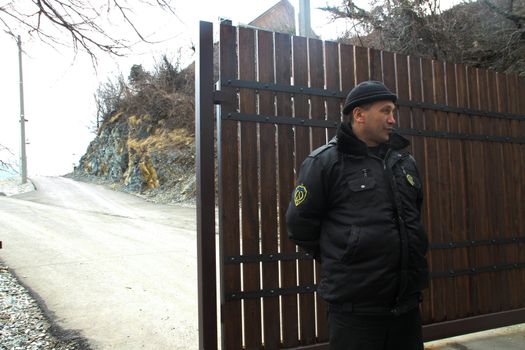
0;0;178;65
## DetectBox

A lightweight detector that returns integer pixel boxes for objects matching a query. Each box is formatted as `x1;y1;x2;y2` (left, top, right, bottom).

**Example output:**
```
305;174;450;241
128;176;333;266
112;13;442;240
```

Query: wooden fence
196;21;525;349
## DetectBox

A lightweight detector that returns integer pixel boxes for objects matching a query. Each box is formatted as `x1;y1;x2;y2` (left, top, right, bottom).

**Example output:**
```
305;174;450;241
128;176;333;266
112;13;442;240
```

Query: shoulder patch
294;184;308;206
308;141;336;158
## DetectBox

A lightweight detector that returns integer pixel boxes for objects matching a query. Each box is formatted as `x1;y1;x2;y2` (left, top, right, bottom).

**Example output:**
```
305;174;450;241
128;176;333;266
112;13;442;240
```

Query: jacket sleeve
285;155;327;259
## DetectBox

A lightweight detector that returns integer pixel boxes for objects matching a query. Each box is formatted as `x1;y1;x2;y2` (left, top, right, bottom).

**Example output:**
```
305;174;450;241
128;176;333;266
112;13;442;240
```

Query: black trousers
327;306;424;350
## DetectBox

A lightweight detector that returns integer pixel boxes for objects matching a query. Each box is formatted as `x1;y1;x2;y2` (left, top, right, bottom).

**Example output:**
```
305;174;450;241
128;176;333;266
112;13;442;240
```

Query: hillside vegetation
73;57;196;205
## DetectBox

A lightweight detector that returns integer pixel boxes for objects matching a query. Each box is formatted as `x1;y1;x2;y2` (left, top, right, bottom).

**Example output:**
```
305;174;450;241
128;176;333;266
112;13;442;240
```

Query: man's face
354;100;397;146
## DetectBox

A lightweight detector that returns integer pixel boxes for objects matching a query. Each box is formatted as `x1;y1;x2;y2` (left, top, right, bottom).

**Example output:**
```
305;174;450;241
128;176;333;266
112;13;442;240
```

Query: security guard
286;81;429;350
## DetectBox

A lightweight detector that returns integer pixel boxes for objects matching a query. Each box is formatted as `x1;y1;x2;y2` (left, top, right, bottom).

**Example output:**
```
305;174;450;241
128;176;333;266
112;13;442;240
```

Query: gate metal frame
196;21;525;349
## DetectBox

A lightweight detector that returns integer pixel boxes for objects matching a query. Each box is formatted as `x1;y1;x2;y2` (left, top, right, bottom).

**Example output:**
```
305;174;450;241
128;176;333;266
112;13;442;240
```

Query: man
286;81;429;350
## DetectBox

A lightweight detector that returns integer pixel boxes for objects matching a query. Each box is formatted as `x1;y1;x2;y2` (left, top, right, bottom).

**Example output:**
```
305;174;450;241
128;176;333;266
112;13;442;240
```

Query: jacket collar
336;122;409;156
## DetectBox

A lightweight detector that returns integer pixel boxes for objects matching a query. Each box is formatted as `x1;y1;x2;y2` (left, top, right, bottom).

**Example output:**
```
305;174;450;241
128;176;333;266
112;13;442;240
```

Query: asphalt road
0;176;198;349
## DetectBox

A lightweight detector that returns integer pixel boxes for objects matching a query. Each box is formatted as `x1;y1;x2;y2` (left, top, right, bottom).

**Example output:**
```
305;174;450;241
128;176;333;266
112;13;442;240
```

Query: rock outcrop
75;105;195;205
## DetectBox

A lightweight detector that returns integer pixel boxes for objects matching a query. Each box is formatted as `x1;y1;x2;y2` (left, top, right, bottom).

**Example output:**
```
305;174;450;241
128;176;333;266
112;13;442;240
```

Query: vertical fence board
257;29;281;350
325;41;341;139
507;75;525;308
394;54;413;147
460;66;481;314
308;37;329;343
382;51;395;90
340;44;355;94
455;64;479;316
196;20;217;350
516;76;525;310
309;38;327;150
478;69;499;314
519;77;525;309
369;47;382;81
445;62;470;319
421;58;445;322
468;66;493;315
238;26;262;349
275;32;300;348
354;46;369;82
432;60;456;320
292;35;317;345
219;23;243;350
408;56;431;321
485;70;506;312
495;72;512;311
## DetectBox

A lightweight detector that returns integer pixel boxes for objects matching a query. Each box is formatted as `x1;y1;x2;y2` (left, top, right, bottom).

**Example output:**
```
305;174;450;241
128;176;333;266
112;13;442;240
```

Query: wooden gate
196;21;525;349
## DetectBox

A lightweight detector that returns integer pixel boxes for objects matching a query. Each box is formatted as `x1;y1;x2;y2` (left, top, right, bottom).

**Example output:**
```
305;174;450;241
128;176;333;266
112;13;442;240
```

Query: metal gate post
196;21;217;350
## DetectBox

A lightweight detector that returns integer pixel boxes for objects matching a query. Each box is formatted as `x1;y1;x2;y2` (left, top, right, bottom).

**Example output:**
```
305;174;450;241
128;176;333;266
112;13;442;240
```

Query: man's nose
387;112;396;125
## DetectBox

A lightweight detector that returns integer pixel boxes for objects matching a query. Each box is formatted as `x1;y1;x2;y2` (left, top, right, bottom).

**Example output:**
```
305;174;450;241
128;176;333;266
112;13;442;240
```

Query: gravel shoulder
0;262;89;350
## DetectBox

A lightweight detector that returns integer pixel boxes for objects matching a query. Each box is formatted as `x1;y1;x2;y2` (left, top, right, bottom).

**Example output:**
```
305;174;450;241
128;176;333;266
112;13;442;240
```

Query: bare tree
0;144;18;175
0;0;178;63
320;0;525;75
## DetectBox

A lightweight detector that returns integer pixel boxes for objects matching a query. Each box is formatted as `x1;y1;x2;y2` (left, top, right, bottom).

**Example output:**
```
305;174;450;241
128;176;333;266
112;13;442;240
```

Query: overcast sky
0;0;457;176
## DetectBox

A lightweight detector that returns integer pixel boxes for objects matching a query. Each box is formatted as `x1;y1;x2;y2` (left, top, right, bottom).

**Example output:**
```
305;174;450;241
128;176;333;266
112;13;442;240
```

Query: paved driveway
0;176;198;349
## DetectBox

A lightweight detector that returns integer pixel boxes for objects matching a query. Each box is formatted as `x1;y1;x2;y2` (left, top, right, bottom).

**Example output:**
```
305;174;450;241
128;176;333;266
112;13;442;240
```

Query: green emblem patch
406;174;416;187
294;185;308;207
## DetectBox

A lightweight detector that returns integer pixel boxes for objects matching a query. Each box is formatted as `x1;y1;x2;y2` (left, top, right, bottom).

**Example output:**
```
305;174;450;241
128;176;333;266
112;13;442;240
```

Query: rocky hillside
72;57;196;205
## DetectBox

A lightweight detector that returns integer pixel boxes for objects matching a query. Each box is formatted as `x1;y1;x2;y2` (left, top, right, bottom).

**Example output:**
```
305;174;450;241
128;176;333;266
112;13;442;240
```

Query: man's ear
352;107;365;124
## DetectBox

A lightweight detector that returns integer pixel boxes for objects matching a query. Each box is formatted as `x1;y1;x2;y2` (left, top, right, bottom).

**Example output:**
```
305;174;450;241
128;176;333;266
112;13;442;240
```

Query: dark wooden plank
238;26;262;350
407;56;426;175
465;66;484;316
432;59;457;321
196;21;217;350
381;51;399;141
325;41;341;139
506;74;524;309
354;45;369;83
309;38;327;150
219;23;243;350
275;32;300;348
476;67;499;315
308;37;328;343
257;29;280;350
518;76;525;309
292;35;316;345
339;43;355;125
369;47;382;81
494;72;512;311
340;43;355;94
381;51;395;92
445;61;470;319
466;66;492;316
317;41;341;343
421;57;446;322
455;64;478;318
407;55;432;322
484;69;506;313
394;53;413;146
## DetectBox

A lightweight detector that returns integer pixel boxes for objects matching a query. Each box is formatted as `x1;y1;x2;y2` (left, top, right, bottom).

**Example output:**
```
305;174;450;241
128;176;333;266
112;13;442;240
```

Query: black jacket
286;123;429;315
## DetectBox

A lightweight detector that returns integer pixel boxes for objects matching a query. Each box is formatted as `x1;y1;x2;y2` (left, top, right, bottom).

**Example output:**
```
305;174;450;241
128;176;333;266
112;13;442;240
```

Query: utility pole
17;35;27;184
298;0;312;38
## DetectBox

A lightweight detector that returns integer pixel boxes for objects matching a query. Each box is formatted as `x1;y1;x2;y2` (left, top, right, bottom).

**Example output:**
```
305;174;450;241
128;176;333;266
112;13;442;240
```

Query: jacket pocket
347;176;376;205
341;225;360;264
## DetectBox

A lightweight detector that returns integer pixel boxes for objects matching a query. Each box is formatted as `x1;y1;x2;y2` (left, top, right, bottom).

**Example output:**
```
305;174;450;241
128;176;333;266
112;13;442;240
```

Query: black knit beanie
342;80;397;115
